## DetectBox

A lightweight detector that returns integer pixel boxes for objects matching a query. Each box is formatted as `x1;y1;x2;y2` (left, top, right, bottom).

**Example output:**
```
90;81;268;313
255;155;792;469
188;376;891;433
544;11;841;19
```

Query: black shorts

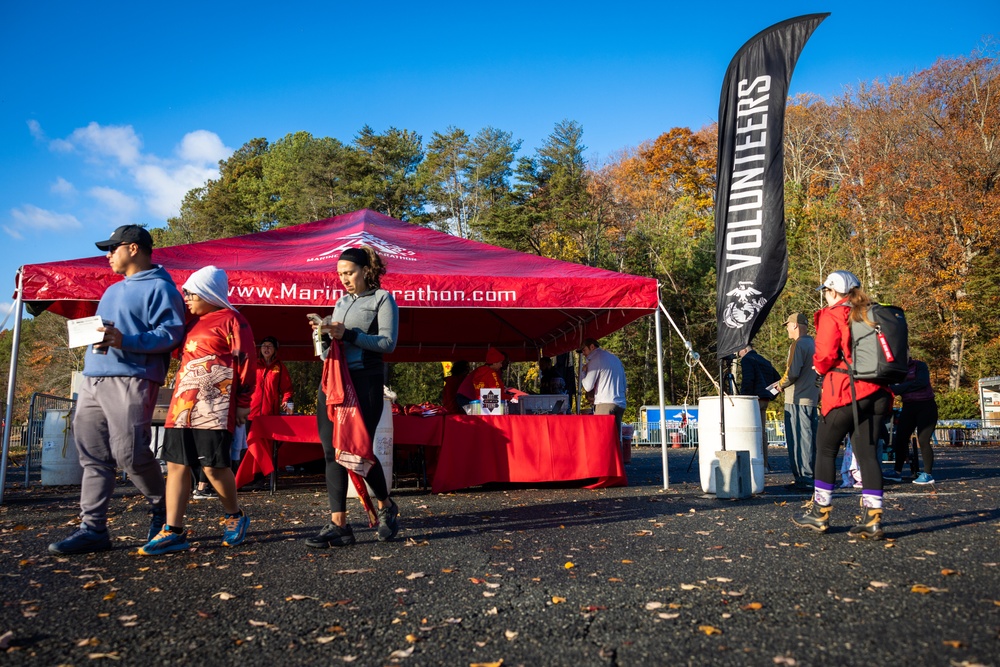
162;428;232;469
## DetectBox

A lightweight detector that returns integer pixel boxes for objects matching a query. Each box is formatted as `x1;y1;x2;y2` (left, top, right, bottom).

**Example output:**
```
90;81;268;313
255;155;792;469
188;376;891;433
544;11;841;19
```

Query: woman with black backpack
792;271;892;540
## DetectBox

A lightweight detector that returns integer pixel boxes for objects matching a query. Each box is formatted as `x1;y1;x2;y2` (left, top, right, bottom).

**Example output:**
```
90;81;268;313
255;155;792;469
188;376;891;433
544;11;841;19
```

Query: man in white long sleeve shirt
580;338;627;459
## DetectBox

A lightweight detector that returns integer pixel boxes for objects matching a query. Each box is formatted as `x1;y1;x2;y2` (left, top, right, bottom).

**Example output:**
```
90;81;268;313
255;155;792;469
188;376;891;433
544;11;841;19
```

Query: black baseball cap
95;224;154;251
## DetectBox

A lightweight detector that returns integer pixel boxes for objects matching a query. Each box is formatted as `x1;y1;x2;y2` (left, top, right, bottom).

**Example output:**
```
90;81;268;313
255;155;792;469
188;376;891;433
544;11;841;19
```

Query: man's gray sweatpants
73;376;165;529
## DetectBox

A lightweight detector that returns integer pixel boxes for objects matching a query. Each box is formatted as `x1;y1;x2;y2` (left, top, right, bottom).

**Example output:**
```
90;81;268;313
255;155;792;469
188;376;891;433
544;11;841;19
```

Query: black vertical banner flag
715;13;828;359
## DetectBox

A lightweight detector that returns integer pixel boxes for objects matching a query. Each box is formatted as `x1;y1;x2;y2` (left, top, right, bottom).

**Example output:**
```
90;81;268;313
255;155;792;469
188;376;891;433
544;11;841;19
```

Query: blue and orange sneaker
138;528;190;556
222;512;249;547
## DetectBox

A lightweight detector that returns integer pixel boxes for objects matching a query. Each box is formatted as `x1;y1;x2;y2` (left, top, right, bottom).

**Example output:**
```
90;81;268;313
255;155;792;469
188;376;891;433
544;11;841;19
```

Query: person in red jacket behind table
250;336;294;420
792;270;892;540
455;349;510;410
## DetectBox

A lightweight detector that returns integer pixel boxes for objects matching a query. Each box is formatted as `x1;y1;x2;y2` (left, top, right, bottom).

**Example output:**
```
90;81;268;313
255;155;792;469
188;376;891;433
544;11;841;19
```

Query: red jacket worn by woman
249;357;293;419
813;297;883;416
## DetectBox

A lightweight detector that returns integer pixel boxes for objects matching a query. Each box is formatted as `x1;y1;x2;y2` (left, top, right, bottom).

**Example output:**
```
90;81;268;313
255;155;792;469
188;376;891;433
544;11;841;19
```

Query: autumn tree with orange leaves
829;53;1000;389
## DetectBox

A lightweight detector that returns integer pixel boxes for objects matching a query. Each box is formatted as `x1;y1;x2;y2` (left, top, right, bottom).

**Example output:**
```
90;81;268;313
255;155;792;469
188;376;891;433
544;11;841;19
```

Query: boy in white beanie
139;266;256;555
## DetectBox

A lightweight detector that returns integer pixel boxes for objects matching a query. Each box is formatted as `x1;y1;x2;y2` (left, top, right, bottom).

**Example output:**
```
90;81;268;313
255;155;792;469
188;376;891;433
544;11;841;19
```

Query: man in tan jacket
776;313;820;491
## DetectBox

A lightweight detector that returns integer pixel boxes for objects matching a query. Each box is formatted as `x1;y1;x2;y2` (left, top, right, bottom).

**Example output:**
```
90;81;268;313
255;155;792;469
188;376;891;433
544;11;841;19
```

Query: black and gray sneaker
376;500;399;542
305;523;355;548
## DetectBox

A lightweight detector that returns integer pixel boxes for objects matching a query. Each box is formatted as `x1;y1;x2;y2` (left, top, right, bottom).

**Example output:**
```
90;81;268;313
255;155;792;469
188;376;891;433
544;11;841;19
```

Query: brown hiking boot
848;507;884;540
792;501;832;532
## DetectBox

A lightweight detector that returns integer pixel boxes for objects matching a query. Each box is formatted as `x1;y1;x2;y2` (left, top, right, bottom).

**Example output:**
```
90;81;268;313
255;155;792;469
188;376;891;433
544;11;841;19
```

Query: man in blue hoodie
49;225;186;555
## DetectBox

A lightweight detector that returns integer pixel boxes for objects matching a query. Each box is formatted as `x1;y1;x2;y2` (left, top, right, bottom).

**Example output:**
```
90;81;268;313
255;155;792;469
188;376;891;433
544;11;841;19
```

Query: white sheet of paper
67;316;106;348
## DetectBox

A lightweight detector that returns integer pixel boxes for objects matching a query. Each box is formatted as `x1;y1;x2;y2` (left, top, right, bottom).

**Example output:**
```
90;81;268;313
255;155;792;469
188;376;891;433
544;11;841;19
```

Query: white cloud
49;138;74;153
8;205;82;235
178;130;230;165
27;119;45;140
88;187;140;224
65;122;142;166
51;177;76;196
134;161;219;220
38;122;231;224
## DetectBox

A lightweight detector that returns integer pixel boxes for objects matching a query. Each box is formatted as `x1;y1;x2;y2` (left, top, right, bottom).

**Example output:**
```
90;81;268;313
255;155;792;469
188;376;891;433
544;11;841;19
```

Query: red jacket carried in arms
813;298;884;417
250;358;293;419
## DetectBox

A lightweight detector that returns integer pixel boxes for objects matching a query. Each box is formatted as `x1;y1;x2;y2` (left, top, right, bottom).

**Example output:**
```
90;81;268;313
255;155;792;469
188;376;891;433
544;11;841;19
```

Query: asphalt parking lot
1;443;998;666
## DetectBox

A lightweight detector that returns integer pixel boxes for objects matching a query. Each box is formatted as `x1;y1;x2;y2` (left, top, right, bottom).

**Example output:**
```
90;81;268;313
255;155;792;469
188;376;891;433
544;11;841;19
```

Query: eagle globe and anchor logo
723;281;767;329
306;232;418;263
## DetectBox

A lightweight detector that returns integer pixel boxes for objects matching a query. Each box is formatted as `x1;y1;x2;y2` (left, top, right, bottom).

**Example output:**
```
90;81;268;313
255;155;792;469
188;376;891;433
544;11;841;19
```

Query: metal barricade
628;422;700;448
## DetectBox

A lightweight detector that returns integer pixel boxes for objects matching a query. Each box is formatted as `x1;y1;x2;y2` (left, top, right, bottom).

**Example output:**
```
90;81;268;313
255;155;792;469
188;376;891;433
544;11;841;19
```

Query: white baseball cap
816;270;860;294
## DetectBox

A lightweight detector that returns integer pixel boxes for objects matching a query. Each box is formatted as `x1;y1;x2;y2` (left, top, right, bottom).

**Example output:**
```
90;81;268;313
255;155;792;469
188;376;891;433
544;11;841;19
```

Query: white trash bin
698;396;764;494
41;410;83;485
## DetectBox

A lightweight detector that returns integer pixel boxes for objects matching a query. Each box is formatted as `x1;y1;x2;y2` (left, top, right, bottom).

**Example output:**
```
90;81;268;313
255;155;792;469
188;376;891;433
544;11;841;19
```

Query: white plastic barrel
348;397;394;497
698;396;764;494
41;409;83;485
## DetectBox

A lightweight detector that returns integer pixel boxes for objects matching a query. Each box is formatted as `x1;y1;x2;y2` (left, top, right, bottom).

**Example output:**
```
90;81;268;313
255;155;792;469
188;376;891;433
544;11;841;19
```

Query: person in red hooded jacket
793;271;892;540
249;336;294;421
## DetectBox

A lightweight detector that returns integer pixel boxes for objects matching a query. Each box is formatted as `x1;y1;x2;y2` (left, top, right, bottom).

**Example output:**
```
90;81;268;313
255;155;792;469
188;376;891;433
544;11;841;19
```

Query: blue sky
1;1;996;328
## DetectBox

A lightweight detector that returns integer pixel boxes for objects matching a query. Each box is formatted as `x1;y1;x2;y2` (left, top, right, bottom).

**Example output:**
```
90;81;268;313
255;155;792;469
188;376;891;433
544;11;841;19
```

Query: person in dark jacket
777;313;820;491
793;270;892;539
886;355;938;485
737;344;780;470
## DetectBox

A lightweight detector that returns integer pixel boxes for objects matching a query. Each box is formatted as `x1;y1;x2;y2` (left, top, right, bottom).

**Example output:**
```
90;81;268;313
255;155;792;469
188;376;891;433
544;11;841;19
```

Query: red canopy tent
15;209;659;362
2;209;681;500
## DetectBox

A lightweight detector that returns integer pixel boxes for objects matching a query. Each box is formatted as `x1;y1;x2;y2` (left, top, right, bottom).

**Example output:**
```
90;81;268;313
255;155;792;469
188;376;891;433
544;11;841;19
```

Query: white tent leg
1;270;25;505
655;304;669;490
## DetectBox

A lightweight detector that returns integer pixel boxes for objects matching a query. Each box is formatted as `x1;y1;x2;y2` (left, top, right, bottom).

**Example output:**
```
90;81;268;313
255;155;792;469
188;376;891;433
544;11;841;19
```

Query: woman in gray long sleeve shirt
308;246;400;549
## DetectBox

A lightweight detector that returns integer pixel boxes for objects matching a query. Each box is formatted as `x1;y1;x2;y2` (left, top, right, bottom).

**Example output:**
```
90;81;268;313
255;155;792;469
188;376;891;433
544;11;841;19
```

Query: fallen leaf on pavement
645;602;664;610
405;572;425;580
698;625;722;635
213;592;235;600
551;596;566;604
389;645;415;658
504;629;518;640
742;602;763;610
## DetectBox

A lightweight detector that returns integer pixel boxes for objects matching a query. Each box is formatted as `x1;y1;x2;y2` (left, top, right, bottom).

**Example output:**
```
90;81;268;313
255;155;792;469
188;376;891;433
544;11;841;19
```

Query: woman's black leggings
815;389;892;490
894;399;938;474
316;372;389;514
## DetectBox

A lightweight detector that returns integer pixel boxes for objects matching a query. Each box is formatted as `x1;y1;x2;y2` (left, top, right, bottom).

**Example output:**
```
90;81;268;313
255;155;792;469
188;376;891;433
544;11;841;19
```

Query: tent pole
719;355;727;453
1;269;25;505
655;304;668;490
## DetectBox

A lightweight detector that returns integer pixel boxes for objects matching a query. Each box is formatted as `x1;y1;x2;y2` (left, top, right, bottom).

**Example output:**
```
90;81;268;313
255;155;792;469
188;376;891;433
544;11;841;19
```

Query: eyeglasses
106;242;131;253
182;289;198;299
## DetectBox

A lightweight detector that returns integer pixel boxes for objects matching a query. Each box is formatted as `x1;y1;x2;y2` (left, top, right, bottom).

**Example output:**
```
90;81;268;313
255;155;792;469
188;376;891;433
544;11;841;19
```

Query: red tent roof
17;209;659;361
